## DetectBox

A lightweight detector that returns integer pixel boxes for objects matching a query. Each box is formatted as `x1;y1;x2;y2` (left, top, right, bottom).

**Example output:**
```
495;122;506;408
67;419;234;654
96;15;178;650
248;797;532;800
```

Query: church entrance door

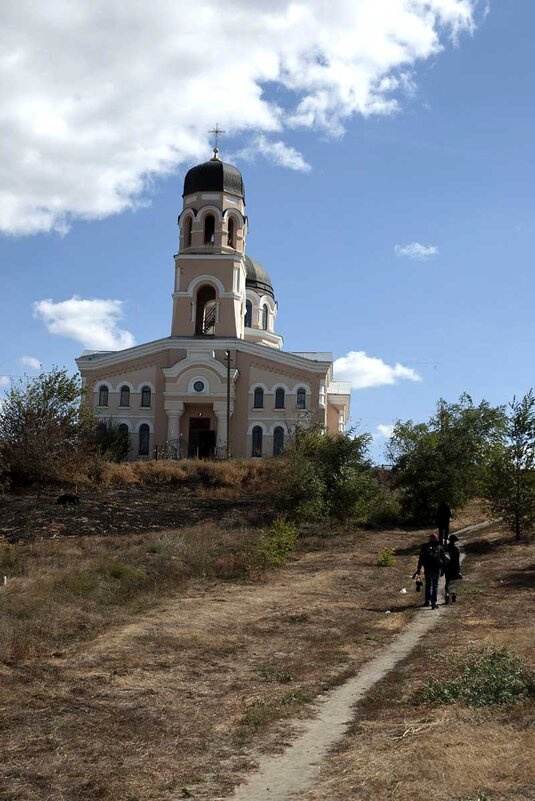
188;418;216;459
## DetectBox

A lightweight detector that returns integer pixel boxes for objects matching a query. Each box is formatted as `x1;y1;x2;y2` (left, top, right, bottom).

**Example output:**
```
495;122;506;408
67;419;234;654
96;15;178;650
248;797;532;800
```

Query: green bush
256;517;298;567
376;547;396;567
419;646;534;707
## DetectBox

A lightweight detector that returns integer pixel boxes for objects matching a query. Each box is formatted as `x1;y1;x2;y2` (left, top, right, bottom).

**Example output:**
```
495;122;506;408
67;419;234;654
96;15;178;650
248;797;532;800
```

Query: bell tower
171;147;248;339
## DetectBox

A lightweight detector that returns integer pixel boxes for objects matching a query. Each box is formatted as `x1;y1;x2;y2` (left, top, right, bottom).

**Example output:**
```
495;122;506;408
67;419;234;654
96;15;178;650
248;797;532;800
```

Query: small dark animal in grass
56;494;80;506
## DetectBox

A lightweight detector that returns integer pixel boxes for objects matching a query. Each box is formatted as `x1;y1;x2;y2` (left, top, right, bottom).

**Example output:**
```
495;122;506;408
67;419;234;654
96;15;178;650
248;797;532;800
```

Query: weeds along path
231;520;499;801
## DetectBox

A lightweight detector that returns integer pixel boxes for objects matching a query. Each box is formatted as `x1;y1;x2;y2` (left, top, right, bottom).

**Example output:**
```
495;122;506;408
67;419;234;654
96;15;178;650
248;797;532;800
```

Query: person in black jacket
415;533;446;610
436;501;452;545
444;534;462;604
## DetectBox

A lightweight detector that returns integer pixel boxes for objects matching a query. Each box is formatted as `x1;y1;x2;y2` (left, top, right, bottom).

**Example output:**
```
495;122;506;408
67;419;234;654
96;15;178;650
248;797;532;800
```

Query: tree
485;390;535;540
0;368;95;488
276;425;375;523
387;394;506;524
95;419;130;463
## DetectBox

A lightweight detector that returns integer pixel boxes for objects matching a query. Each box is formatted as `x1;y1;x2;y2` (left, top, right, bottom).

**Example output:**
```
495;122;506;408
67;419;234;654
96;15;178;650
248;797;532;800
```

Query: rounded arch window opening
138;424;150;456
252;426;263;457
245;299;252;328
204;214;215;245
195;284;217;335
296;387;307;410
273;426;285;456
275;387;285;409
141;386;152;407
98;385;109;407
262;304;269;330
227;217;236;248
184;216;193;248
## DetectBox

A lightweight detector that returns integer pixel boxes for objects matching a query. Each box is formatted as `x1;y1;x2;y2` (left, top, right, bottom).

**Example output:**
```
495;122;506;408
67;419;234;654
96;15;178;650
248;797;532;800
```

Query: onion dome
245;255;274;298
183;149;245;198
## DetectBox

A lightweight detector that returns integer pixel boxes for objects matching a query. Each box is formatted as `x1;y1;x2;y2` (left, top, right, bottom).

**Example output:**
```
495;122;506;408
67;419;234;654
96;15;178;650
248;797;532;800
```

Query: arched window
141;386;151;407
262;304;269;330
195;284;217;335
184;216;193;248
296;387;306;410
252;426;263;457
138;424;150;456
244;299;252;328
119;385;130;407
117;423;129;435
253;387;264;409
98;385;109;407
273;427;284;457
275;388;285;409
227;217;236;248
204;214;215;245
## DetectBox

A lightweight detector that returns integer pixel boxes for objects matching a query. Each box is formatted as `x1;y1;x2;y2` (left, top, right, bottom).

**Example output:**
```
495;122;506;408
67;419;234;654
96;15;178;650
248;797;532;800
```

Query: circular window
193;380;205;393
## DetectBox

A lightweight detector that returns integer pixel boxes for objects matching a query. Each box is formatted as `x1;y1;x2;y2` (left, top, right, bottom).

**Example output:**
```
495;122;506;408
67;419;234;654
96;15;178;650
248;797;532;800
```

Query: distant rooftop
290;351;333;362
328;381;351;395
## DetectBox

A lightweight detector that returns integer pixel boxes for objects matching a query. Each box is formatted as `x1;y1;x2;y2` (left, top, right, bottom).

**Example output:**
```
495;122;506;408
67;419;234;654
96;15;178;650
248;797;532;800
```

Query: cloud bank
334;350;421;389
0;376;10;387
20;356;42;370
0;0;477;234
33;297;136;351
394;242;439;260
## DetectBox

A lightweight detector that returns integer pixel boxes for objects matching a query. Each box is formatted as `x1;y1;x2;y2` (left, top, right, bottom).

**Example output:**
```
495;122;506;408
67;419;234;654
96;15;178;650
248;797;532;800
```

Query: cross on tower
209;123;225;158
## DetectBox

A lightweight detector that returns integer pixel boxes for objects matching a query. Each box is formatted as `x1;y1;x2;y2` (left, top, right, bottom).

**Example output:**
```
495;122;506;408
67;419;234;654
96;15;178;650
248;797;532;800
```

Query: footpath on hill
1;506;533;801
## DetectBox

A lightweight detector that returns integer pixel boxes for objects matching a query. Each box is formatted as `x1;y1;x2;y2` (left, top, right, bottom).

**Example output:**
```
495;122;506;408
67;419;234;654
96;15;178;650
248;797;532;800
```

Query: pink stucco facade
77;152;350;459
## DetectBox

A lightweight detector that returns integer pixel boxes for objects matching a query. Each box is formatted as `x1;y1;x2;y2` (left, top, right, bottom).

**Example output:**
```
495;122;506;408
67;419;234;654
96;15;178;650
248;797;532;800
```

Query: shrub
376;547;396;567
365;489;402;528
256;517;298;567
419;646;534;707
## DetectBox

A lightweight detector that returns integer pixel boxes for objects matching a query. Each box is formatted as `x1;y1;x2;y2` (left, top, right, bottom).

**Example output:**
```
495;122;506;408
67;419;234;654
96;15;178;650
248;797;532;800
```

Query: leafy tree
277;425;374;523
0;368;95;488
387;394;506;524
485;390;535;540
95;419;130;463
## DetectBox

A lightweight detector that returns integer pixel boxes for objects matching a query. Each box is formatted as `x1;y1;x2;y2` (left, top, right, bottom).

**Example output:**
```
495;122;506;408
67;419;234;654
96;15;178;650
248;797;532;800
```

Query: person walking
414;533;445;610
436;501;452;545
444;534;462;604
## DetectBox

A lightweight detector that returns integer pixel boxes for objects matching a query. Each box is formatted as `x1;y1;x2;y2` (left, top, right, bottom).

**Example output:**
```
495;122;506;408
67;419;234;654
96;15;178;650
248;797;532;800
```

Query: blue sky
1;2;533;461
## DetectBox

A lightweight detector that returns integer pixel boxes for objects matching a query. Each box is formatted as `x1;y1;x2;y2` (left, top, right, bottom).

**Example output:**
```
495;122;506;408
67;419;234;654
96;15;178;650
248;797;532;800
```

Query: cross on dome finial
209;123;225;160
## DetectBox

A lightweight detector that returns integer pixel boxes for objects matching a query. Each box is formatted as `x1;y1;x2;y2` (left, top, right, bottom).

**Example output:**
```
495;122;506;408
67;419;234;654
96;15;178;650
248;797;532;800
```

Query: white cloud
376;424;394;438
394;242;439;260
0;375;11;387
20;356;41;370
334;350;421;389
33;297;136;351
0;0;477;234
236;135;311;172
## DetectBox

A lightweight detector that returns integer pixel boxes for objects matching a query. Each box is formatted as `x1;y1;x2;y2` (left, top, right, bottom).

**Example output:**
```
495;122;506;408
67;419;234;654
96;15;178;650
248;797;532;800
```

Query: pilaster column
164;401;184;456
213;400;234;458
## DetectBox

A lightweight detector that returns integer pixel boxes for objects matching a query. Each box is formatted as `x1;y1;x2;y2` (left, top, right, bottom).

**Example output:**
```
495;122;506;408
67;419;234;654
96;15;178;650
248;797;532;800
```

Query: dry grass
95;457;274;493
297;523;535;801
0;513;440;800
0;523;261;662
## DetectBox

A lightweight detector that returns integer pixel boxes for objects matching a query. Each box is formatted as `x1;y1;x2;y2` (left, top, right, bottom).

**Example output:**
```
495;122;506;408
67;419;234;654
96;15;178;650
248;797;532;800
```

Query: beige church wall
326;403;341;434
81;348;188;457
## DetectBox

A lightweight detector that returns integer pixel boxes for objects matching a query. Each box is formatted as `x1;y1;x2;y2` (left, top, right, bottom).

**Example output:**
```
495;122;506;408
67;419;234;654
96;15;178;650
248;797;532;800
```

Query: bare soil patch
0;485;269;543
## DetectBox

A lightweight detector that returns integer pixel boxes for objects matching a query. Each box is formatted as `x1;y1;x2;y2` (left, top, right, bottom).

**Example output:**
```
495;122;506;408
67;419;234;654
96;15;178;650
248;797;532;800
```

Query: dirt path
231;521;498;801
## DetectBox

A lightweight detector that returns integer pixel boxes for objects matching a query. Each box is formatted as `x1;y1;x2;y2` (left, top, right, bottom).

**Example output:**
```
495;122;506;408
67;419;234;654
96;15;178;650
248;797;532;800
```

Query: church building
76;149;351;459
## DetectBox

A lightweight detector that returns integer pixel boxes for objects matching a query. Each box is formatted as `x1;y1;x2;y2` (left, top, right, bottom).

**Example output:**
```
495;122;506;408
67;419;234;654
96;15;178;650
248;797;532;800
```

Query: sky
1;1;534;462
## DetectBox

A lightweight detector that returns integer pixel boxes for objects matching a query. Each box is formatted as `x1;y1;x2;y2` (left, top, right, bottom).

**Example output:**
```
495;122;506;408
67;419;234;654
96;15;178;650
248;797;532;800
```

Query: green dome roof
183;155;244;198
245;255;274;298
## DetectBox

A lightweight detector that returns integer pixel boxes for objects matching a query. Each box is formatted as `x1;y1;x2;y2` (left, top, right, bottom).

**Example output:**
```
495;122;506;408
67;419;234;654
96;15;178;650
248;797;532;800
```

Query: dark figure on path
415;533;446;610
444;534;462;604
436;501;452;545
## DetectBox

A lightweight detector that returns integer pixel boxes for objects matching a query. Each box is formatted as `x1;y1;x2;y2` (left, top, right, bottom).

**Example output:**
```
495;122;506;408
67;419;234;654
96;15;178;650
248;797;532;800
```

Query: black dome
245;255;274;298
183;155;244;198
